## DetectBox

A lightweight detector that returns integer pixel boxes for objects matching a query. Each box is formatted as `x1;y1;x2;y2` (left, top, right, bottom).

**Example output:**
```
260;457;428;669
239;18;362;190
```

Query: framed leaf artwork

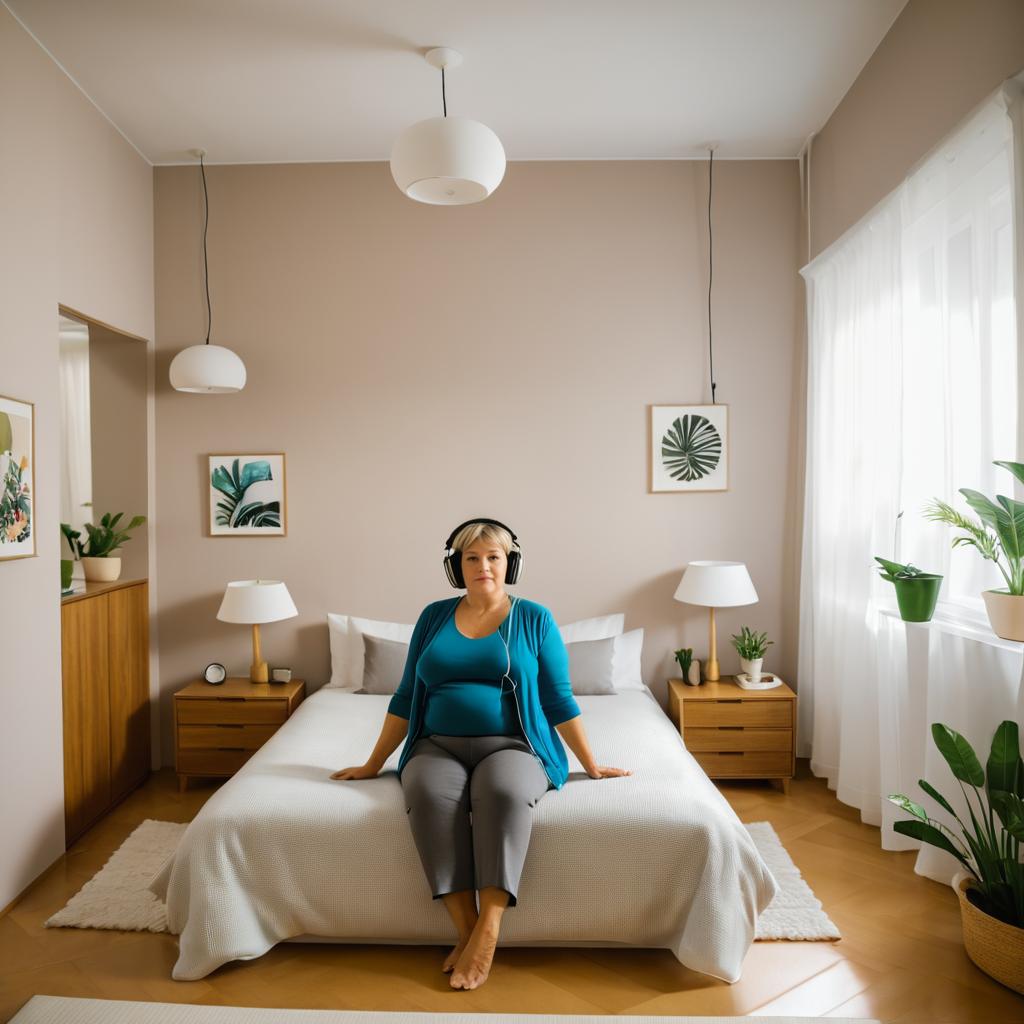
208;453;287;536
650;404;728;492
0;394;35;559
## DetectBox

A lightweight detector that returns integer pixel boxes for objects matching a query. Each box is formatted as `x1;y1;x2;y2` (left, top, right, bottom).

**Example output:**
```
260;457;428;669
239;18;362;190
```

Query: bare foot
442;938;469;973
449;923;499;990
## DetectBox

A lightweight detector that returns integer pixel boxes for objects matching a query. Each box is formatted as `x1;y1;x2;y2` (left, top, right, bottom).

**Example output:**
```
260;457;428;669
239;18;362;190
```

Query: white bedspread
151;689;777;982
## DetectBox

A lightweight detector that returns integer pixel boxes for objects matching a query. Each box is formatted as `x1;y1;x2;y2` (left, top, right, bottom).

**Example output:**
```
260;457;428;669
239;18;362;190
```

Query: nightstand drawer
176;698;289;725
693;750;792;777
685;699;791;729
178;724;279;750
177;748;255;775
684;727;791;752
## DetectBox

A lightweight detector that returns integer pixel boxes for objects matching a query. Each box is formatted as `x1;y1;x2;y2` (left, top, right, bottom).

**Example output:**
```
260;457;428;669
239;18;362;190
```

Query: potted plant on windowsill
926;459;1024;641
61;512;146;583
874;557;943;623
888;721;1024;994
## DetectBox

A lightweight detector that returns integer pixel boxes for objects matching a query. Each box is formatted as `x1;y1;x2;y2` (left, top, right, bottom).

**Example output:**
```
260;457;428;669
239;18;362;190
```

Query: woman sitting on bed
331;517;630;991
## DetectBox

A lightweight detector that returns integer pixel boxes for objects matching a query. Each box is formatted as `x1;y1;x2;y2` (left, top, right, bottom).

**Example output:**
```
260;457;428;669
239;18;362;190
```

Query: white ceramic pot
740;657;764;683
982;590;1024;642
81;556;121;582
686;660;702;686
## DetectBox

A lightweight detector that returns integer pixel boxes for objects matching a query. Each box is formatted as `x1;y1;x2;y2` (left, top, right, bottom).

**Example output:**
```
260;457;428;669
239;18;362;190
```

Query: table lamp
674;561;758;682
217;579;297;683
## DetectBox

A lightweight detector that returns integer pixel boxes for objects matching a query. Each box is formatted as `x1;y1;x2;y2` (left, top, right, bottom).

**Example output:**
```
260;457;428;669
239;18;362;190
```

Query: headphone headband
444;517;519;551
443;517;523;588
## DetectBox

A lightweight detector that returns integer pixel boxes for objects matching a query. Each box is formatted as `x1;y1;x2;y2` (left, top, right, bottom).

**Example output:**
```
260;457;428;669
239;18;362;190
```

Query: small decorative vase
893;574;943;622
982;590;1024;642
686;660;701;686
60;559;74;592
740;657;764;683
81;556;121;582
957;876;1024;994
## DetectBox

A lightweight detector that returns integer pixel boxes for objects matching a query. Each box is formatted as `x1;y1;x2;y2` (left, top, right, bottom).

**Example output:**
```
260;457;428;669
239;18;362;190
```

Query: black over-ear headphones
443;518;523;589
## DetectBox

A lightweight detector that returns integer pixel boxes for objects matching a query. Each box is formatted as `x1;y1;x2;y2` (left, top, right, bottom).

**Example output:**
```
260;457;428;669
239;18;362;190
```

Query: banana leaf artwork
0;395;35;560
649;405;728;492
208;453;286;536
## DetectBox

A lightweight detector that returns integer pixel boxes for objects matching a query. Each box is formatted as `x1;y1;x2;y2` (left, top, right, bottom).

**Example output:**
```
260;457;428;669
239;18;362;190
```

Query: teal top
388;596;582;789
420;614;521;737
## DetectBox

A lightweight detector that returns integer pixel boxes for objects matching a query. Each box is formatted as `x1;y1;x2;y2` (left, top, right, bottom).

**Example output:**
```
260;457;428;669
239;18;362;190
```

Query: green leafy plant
730;626;772;660
61;512;146;559
674;647;693;678
889;721;1024;928
211;458;280;528
926;459;1024;595
0;451;31;545
874;556;929;582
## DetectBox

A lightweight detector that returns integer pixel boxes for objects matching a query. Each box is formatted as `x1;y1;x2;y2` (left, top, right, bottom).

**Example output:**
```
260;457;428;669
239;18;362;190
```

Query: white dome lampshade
169;344;247;393
390;116;505;205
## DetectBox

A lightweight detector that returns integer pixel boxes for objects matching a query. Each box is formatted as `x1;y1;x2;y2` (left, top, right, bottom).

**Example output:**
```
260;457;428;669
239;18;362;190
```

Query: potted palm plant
926;459;1024;640
888;721;1023;993
61;512;146;582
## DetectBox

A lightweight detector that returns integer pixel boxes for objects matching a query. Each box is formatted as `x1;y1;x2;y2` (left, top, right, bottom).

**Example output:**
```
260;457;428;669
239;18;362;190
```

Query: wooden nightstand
668;676;796;793
174;677;305;791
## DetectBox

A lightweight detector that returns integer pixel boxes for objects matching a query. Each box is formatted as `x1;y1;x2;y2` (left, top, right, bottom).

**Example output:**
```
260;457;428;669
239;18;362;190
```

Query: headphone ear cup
505;549;522;585
445;551;465;589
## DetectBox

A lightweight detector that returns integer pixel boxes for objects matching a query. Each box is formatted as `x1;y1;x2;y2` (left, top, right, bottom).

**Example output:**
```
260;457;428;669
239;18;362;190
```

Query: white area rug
10;996;879;1024
45;819;839;941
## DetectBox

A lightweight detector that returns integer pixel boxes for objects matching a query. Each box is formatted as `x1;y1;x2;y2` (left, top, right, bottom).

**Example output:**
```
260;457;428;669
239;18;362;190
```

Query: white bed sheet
151;688;777;982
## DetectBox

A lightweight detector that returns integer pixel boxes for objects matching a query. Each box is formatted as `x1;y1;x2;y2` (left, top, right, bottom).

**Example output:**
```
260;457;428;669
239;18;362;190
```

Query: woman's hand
586;765;632;780
330;763;380;781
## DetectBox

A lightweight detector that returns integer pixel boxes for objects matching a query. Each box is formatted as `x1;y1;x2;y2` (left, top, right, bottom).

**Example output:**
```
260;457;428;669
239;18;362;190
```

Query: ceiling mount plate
424;47;462;71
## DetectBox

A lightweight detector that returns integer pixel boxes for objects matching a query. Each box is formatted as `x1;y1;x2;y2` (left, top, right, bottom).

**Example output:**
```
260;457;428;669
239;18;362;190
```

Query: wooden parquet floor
2;762;1022;1023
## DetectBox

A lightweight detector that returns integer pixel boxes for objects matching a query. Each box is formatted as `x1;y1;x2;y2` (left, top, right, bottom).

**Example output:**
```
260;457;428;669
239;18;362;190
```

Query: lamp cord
200;153;212;346
708;148;717;404
442;67;447;117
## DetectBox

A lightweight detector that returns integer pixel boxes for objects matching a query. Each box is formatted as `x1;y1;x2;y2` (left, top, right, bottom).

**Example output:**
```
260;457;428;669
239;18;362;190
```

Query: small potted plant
888;721;1023;994
61;512;146;583
874;557;943;623
730;626;772;683
674;647;701;686
926;459;1024;641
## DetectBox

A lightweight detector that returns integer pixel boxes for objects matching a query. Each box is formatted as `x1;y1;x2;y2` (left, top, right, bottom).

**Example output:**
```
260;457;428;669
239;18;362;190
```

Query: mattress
150;688;777;982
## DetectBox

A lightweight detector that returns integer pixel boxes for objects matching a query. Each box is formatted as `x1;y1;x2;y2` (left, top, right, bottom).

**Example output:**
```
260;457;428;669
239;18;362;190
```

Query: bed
150;686;778;982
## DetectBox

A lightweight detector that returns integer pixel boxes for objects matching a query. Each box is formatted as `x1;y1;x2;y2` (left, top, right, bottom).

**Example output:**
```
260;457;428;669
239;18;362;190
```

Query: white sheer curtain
58;330;92;534
799;84;1022;885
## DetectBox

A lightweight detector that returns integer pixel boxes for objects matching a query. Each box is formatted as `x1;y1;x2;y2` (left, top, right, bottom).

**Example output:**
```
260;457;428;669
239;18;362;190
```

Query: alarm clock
203;662;227;685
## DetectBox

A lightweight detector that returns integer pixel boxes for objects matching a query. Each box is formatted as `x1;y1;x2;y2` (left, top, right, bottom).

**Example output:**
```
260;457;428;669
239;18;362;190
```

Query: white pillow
557;613;624;644
326;613;414;691
611;628;646;691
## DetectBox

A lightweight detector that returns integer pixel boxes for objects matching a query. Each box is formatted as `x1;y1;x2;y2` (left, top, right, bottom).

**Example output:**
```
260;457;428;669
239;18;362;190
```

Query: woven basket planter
957;876;1024;994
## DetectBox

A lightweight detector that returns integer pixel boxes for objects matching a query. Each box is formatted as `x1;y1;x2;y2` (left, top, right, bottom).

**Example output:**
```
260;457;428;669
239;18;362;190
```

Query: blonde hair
451;521;513;555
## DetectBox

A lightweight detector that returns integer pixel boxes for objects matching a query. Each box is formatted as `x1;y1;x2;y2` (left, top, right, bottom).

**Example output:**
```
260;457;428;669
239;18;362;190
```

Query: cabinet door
108;582;150;802
62;594;111;844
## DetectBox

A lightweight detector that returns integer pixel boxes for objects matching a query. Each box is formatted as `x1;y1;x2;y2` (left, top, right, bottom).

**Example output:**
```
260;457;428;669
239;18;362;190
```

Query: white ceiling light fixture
169;149;247;393
390;47;505;206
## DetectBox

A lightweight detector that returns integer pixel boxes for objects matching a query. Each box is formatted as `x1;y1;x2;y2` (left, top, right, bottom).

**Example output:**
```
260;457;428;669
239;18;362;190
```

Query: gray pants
401;734;551;907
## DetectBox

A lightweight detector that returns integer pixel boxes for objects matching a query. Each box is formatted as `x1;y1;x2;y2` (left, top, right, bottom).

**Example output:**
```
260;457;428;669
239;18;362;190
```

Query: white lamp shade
674;561;758;608
170;344;246;393
390;116;505;205
217;580;297;624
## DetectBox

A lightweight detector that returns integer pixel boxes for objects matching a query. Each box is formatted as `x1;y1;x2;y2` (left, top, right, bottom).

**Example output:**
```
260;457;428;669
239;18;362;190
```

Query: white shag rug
10;996;880;1024
45;819;839;941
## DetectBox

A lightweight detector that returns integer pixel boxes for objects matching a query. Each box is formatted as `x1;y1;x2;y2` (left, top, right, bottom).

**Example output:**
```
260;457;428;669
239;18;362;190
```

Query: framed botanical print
0;394;35;559
208;453;287;536
650;404;729;492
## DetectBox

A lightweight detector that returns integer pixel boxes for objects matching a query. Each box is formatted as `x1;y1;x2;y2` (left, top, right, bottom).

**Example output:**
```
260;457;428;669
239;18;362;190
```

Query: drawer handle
719;726;745;731
717;699;742;704
720;751;746;756
216;724;244;730
218;697;246;702
217;746;245;752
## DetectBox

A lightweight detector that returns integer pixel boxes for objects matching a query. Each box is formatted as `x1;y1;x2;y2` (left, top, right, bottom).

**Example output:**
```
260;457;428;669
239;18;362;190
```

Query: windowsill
878;605;1023;654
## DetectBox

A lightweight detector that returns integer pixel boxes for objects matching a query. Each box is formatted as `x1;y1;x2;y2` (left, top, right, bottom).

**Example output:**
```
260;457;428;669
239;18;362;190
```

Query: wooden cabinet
61;579;150;845
174;677;305;791
668;676;796;794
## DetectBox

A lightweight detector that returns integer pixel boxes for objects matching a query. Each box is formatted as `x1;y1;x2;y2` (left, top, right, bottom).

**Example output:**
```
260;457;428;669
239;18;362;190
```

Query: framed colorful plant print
650;404;729;492
0;394;35;559
208;453;287;536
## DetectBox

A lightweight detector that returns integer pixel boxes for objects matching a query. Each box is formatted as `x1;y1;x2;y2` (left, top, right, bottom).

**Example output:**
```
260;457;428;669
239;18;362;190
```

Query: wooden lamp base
250;623;269;683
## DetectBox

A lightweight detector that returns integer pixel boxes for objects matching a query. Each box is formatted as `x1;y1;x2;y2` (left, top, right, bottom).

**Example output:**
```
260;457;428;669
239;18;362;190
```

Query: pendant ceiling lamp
390;47;505;205
169;149;246;393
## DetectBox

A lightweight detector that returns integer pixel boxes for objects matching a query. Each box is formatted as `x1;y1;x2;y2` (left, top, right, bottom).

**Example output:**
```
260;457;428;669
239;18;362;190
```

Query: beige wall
89;323;150;581
809;0;1024;258
153;159;801;763
0;7;153;911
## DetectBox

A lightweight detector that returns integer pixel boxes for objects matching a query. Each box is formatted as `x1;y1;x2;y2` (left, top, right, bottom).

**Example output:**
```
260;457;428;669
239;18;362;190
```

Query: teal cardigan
388;597;581;789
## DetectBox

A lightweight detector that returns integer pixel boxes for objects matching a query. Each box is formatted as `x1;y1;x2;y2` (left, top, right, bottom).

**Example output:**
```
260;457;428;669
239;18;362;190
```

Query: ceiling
5;0;906;165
